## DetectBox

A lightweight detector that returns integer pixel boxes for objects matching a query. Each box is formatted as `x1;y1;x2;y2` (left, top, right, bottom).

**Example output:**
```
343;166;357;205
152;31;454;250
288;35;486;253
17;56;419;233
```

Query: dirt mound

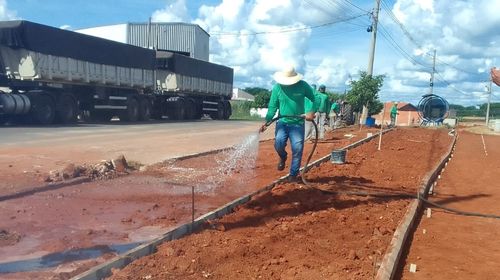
44;155;136;182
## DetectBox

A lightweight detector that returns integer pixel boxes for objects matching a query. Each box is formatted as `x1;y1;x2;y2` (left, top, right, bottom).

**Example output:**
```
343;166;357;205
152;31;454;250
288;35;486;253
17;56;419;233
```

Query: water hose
261;115;318;185
316;188;500;220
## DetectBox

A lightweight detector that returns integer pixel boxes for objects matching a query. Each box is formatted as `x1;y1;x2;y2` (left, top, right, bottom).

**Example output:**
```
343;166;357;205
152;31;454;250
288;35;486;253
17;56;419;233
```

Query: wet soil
0;127;376;279
108;128;453;280
398;131;500;280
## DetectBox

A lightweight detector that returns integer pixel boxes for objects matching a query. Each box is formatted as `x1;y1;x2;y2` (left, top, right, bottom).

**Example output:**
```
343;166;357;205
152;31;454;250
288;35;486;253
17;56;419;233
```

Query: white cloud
152;0;189;22
60;25;71;30
0;0;17;20
151;0;500;106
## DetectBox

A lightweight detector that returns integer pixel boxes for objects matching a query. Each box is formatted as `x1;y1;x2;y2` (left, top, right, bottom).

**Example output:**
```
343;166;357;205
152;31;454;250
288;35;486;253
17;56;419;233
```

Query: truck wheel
185;99;196;120
0;114;8;125
30;95;56;125
120;98;139;122
56;94;78;124
223;101;232;120
138;99;151;121
172;98;186;120
217;101;225;120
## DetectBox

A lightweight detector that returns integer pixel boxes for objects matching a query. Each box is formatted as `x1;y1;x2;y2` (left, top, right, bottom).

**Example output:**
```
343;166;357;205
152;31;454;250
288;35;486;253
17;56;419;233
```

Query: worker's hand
259;123;268;133
304;112;315;121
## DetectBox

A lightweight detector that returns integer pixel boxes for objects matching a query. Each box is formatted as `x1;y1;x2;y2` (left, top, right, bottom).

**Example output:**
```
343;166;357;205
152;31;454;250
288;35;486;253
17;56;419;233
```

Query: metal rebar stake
191;185;195;233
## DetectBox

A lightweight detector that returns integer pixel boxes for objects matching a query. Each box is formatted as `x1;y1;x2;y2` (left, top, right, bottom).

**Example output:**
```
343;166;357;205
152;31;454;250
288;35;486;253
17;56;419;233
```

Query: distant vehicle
0;20;233;125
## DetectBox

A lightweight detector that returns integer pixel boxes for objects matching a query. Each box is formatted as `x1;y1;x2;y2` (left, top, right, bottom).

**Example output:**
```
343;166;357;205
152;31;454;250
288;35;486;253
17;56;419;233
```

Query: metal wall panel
127;23;209;61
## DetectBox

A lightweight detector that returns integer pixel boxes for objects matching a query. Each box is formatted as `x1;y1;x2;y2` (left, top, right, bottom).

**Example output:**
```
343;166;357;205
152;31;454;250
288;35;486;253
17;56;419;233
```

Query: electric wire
377;23;431;70
342;0;370;13
210;13;369;36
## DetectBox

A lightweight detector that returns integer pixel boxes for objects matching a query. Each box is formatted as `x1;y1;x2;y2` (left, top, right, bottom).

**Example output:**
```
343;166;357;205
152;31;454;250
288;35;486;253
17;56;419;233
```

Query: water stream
198;132;260;192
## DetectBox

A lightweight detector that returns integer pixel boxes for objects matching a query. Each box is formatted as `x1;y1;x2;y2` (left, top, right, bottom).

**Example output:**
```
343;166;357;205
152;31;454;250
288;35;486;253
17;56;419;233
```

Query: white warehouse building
77;22;210;61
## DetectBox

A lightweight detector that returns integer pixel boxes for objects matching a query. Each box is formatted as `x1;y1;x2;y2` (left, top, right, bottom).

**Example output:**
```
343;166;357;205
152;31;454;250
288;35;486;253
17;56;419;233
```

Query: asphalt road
0;120;266;147
0;120;274;190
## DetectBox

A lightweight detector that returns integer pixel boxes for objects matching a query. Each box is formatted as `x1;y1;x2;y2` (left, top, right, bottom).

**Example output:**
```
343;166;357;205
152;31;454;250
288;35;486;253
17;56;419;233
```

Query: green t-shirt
317;92;330;113
266;80;316;124
330;102;340;113
390;105;398;118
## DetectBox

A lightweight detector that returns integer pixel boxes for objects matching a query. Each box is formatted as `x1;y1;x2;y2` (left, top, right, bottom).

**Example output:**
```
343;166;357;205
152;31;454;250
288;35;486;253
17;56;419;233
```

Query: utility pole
429;49;436;95
361;0;381;125
486;80;492;126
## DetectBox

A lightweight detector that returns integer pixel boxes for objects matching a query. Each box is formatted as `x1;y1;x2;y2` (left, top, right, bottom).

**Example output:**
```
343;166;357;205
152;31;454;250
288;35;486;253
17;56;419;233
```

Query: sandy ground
398;131;500;280
107;128;452;280
0;125;378;279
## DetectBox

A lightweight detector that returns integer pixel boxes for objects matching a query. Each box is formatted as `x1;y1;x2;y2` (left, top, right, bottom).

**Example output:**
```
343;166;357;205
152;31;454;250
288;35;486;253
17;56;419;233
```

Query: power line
210;13;369;36
380;0;423;50
342;0;370;13
434;71;470;95
377;23;431;70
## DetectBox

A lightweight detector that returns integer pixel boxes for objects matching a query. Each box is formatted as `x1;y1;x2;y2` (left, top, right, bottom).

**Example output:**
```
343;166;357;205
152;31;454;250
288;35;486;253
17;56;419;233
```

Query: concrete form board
72;129;392;280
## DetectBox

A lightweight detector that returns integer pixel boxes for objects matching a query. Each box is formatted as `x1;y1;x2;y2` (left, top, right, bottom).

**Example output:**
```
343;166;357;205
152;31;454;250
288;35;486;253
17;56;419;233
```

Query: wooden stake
378;105;386;151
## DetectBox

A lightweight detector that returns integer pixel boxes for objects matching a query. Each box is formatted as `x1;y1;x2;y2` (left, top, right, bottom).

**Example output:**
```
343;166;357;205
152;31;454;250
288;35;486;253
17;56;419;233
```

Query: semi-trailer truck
0;20;233;125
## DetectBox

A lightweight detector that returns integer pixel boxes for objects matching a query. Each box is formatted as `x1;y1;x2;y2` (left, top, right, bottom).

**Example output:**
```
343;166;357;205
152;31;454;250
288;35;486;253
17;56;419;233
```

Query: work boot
277;157;286;171
287;175;302;183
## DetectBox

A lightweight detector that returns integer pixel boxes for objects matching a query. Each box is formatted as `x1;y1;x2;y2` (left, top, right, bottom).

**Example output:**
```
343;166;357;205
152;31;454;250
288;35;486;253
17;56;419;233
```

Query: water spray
259;115;318;185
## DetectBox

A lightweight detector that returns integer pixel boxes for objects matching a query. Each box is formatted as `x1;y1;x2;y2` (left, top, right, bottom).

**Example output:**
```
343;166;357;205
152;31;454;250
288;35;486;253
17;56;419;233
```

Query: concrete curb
72;129;393;280
375;132;458;280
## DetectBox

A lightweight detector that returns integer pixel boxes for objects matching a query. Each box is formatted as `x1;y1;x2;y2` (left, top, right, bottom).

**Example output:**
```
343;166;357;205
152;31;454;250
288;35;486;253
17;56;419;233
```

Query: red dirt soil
108;128;453;280
0;127;375;279
398;131;500;280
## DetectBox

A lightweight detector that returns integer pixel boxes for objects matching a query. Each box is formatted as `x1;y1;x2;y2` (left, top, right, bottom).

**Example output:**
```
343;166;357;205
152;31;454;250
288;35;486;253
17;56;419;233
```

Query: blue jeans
274;121;305;176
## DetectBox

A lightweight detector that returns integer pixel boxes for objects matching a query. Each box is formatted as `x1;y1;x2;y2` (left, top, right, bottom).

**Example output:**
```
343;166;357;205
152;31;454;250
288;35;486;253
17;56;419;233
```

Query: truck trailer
0;20;233;125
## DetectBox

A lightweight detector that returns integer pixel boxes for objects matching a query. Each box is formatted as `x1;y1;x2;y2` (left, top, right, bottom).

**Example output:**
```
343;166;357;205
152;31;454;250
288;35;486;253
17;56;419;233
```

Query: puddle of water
0;243;141;274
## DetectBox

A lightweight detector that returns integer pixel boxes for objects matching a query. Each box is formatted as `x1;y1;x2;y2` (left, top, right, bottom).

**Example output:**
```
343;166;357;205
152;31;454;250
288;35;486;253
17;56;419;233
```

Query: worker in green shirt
329;99;340;129
390;102;399;127
304;84;319;141
314;85;330;139
260;66;316;182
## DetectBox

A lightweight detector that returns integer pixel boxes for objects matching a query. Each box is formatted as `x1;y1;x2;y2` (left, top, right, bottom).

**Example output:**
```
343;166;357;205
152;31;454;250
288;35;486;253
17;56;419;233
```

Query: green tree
345;71;385;115
253;91;271;108
369;99;384;116
243;87;270;96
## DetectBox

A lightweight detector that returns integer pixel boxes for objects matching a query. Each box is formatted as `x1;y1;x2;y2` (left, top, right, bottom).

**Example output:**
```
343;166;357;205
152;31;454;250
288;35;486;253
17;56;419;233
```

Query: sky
1;0;500;106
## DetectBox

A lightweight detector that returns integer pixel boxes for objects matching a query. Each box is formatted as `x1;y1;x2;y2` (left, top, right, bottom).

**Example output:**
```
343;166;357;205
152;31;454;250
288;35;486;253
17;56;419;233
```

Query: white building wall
76;24;128;43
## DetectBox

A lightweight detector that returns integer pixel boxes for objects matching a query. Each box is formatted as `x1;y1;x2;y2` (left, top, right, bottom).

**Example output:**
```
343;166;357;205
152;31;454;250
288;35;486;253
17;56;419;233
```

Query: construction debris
44;155;132;182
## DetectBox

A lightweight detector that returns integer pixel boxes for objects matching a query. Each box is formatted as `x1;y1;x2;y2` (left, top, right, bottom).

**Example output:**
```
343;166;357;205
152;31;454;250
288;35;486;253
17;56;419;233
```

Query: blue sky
1;0;500;106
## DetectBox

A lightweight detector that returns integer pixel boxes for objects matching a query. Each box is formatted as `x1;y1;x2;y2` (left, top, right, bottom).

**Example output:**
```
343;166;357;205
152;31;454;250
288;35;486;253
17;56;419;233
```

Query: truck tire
0;114;8;125
340;104;354;125
169;98;186;120
138;99;151;121
30;94;56;125
210;101;225;120
120;98;139;122
223;100;232;120
55;94;78;124
185;98;196;120
217;101;225;120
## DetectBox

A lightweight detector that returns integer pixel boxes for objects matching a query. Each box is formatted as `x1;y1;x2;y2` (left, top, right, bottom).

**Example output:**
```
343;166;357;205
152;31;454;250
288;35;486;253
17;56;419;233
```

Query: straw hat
273;66;303;85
